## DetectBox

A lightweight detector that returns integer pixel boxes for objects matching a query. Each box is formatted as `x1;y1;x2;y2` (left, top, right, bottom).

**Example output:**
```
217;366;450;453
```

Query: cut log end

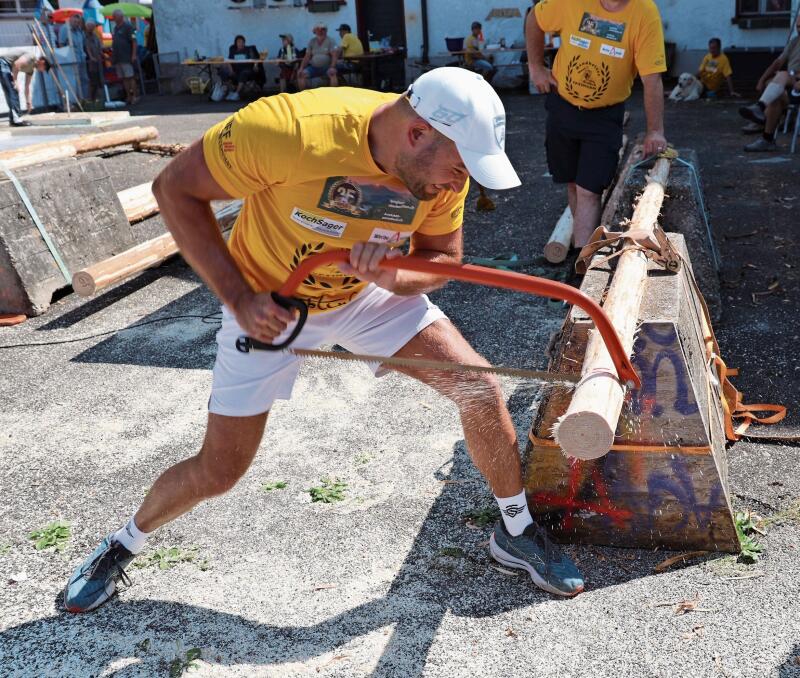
71;271;97;297
554;411;615;460
543;241;569;264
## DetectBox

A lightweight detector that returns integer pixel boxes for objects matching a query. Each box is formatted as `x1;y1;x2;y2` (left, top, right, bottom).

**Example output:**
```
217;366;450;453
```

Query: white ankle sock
760;82;785;107
495;490;534;536
112;516;151;554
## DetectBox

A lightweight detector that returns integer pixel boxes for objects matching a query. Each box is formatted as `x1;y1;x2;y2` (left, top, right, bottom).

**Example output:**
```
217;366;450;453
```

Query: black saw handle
235;292;308;353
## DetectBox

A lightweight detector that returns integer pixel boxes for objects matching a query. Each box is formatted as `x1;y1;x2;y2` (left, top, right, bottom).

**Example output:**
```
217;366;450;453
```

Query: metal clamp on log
575;223;682;275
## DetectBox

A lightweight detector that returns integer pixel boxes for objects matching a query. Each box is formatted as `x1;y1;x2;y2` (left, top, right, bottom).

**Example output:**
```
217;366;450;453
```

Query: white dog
669;73;704;102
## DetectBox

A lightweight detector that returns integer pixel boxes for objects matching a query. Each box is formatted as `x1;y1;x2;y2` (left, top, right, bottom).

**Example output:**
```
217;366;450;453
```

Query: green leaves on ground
28;521;70;552
735;511;764;563
261;480;288;492
308;477;347;503
169;646;202;677
438;547;466;558
0;544;11;556
133;546;210;571
463;505;501;528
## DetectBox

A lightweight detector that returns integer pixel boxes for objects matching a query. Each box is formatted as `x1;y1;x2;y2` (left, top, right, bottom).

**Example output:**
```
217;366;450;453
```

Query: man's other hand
529;64;558;93
338;242;402;291
233;290;298;344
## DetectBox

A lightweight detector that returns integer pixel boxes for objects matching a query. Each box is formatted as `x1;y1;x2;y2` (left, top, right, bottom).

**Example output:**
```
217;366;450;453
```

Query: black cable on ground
0;313;222;350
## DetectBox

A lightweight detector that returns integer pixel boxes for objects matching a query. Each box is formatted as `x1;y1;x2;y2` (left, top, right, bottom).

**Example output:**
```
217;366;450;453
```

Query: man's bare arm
525;10;557;92
152;141;294;342
641;73;667;156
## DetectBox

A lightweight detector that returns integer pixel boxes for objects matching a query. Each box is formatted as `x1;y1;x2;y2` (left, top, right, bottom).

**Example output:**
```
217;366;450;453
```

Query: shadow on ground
0;426;675;677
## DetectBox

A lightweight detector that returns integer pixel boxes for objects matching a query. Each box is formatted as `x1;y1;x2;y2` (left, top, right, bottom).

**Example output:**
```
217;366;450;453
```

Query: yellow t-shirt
464;35;482;66
535;0;666;108
340;33;364;58
698;52;732;92
203;88;468;313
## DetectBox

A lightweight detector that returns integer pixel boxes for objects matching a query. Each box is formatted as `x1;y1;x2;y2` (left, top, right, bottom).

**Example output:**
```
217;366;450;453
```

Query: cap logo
429;105;467;127
493;115;506;149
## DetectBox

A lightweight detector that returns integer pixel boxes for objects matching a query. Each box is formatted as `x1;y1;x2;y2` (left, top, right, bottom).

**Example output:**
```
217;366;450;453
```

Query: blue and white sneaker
64;535;135;613
489;520;584;597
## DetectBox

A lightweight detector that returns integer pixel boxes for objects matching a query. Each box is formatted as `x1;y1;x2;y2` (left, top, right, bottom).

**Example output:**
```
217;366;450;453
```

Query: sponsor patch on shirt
578;12;626;42
368;227;414;244
600;43;626;59
290;207;347;238
569;34;591;50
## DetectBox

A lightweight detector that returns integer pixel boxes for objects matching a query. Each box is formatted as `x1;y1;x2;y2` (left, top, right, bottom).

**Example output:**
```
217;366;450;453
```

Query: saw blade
287;348;579;384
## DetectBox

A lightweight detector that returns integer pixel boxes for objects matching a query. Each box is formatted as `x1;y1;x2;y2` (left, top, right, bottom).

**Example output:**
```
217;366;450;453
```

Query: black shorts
545;91;625;195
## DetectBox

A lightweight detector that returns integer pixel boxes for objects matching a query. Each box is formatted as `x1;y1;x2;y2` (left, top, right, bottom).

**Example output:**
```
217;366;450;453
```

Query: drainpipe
421;0;429;63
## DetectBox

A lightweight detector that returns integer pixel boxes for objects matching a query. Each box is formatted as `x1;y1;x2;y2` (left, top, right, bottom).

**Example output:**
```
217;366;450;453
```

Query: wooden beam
132;141;187;156
118;182;158;223
0;127;159;170
71;201;243;297
554;157;672;460
543;207;573;264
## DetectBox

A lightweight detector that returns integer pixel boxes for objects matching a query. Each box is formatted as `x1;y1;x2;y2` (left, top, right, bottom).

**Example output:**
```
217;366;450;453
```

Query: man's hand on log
338;242;401;291
233;291;298;344
643;130;668;158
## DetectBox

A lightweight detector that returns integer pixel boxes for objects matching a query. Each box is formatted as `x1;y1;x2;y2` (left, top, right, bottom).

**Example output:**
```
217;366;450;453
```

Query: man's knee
194;412;267;496
575;184;601;202
773;71;792;87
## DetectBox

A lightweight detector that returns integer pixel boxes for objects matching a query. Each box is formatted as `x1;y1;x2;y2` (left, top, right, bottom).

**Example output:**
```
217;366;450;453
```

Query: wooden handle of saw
277;250;641;389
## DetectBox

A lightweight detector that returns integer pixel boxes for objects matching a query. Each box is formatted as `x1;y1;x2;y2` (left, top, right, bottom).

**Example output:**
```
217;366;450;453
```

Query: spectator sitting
335;23;364;83
697;38;739;99
464;21;496;83
277;33;299;93
297;23;337;90
221;35;262;101
739;12;800;151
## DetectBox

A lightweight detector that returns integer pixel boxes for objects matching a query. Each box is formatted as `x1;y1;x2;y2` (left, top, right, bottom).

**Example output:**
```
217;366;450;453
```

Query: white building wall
152;0;357;62
655;0;799;74
422;1;530;59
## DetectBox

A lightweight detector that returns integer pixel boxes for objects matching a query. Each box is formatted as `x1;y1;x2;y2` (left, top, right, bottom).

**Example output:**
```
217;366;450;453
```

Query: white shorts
209;284;447;416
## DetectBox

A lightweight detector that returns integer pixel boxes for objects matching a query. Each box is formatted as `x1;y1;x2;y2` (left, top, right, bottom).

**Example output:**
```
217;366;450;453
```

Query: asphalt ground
0;89;798;677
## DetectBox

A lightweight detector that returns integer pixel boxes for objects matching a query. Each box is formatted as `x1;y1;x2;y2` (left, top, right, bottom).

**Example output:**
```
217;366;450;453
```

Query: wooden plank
0;127;159;170
71;201;243;297
118;182;158;223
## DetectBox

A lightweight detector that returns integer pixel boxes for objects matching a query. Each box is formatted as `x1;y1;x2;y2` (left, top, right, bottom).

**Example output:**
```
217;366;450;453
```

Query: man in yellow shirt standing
697;38;739;98
64;68;587;614
334;23;364;84
527;0;668;248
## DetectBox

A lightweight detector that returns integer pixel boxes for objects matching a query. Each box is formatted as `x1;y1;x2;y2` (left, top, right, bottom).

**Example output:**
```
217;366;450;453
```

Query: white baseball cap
406;67;520;190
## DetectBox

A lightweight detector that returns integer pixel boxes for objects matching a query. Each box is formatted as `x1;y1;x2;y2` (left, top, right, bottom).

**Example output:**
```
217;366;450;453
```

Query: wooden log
132;141;187;156
118;182;157;223
0;127;159;170
72;200;243;297
553;157;672;460
543;207;573;264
